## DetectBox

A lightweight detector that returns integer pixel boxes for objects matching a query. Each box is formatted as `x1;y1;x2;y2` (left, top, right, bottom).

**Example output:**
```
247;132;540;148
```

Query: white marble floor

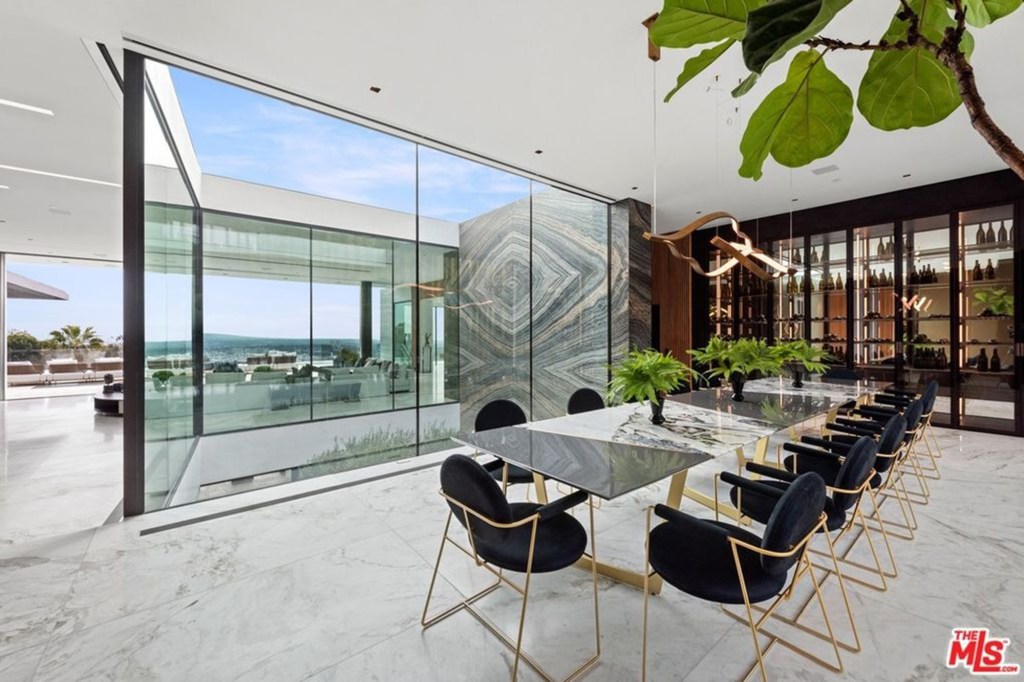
0;395;122;546
1;425;1021;681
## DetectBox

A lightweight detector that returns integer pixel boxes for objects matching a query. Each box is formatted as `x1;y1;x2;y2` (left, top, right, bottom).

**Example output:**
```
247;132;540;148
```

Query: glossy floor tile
0;426;1021;681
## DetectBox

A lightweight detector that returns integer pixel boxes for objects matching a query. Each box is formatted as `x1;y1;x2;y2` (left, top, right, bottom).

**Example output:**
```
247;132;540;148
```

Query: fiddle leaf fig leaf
651;0;765;48
665;39;736;102
732;72;759;97
739;50;853;180
858;0;974;131
964;0;1021;27
743;0;853;74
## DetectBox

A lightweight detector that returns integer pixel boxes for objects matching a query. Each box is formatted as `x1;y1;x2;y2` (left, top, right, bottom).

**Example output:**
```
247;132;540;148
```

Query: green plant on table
689;337;783;382
974;287;1014;316
607;349;701;405
773;339;832;374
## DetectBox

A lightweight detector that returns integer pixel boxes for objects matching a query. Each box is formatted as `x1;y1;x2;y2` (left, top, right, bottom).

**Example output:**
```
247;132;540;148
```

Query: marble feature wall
611;198;653;357
458;198;532;431
531;188;609;421
458;188;614;430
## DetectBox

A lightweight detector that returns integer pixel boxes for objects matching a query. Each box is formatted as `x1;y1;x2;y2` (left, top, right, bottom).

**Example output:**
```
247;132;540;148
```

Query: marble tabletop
454;376;883;500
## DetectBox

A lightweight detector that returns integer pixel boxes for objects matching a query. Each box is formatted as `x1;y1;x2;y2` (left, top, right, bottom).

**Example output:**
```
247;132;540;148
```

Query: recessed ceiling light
369;86;381;93
696;210;702;215
0;164;120;188
791;198;799;202
0;219;6;223
0;98;54;116
0;185;8;190
902;173;912;178
631;186;638;190
534;149;543;155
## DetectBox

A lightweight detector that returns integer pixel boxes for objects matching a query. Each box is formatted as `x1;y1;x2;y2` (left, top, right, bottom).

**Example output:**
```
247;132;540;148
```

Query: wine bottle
998;221;1008;244
985;258;996;280
976;223;986;244
1010;221;1015;245
793;248;802;265
986;224;996;243
835;273;843;290
909;265;918;285
972;260;983;281
826;274;834;291
939;348;948;370
977;348;989;372
869;269;877;288
876;239;884;258
992;349;1002;372
811;247;820;265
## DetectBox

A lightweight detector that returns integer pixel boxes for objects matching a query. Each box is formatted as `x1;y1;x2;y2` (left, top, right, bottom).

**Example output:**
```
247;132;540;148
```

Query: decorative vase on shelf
650;395;666;425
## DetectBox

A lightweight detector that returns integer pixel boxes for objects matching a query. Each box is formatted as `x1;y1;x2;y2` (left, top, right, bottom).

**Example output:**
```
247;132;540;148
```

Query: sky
7;260;122;341
168;67;532;222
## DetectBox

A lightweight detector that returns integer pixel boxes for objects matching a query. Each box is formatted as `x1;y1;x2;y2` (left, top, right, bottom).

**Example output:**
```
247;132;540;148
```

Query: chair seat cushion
730;482;846;532
489;462;536;485
648;519;787;604
472;503;587;574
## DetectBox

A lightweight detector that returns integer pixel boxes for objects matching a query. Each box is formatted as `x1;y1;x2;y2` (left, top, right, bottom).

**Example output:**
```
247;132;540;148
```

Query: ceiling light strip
0;164;120;188
0;98;54;116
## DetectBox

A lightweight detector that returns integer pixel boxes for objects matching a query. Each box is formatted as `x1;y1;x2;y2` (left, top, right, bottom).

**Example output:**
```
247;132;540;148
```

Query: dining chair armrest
719;471;787;499
827;421;878;437
843;413;887;429
782;442;844;462
856;405;898;418
538;489;589;520
480;458;505;473
745;462;799;483
800;435;852;454
883;387;919;398
873;394;909;407
651;504;734;544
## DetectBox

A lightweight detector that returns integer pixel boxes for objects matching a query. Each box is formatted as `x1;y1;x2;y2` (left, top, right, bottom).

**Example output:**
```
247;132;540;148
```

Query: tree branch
805;37;906;52
941;48;1024;179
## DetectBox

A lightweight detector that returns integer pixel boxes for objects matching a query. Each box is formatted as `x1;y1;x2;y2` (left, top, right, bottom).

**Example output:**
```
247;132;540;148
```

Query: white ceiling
1;1;1022;261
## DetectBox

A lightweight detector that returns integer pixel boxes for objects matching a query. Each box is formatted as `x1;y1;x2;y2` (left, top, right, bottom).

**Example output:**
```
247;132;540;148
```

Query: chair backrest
475;399;527;432
760;472;827;576
822;366;861;381
921;380;939;415
874;414;906;473
831;436;878;511
567;388;604;415
440;454;512;544
903;398;924;433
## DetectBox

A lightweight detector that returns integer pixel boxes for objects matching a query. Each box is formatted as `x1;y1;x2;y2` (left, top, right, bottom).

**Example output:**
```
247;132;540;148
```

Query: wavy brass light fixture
639;16;795;283
643;212;797;281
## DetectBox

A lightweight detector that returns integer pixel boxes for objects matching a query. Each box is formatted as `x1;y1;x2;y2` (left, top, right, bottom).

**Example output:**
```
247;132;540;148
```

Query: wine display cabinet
689;177;1023;435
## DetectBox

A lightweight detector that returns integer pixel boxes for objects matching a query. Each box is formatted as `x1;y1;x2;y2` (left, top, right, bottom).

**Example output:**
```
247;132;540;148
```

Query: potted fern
774;340;831;388
608;349;701;425
689;337;782;401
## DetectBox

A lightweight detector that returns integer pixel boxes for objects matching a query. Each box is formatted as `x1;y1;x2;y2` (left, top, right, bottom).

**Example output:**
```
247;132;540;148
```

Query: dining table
452;375;886;594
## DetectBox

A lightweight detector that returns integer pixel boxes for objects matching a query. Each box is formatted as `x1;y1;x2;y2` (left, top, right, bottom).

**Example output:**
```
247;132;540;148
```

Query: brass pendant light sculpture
640;15;796;282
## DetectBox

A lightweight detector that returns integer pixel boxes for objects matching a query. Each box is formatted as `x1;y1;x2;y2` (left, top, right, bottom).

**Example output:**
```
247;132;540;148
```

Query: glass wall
142;87;199;510
130;57;612;510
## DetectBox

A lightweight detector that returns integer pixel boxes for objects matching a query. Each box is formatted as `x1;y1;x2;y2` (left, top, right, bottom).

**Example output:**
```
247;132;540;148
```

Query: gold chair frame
422;489;601;682
641;507;845;682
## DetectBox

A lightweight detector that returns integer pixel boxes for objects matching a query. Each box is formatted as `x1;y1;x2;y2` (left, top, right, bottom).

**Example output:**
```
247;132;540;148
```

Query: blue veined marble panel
531;187;609;421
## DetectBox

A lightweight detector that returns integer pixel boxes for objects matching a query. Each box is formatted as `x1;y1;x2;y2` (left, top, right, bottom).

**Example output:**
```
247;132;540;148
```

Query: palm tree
49;324;105;350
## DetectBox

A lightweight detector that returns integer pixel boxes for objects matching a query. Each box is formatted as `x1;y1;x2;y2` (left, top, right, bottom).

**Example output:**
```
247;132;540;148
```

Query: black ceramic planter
787;363;805;388
730;375;745;402
650;395;666;425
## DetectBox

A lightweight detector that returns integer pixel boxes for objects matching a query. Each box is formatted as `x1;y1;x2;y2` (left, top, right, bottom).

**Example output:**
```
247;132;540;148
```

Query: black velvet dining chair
747;435;893;596
873;379;942;479
422;454;599;682
474;399;535;488
567;387;605;415
846;397;931;504
641;472;844;682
